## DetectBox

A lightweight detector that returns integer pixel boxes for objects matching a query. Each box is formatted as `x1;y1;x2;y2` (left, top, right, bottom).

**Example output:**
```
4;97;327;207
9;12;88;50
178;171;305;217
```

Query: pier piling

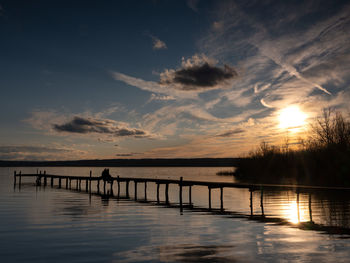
165;183;169;205
260;188;264;217
220;187;224;212
208;187;212;210
117;176;120;198
14;171;16;186
44;172;47;186
249;189;253;217
179;177;183;212
89;171;92;193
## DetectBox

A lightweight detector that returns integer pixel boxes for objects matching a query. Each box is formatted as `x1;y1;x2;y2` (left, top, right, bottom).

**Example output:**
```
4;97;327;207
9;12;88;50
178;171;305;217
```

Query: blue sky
1;0;350;160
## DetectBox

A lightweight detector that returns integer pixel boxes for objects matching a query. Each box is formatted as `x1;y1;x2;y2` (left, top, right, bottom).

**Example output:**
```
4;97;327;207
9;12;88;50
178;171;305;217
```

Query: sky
1;0;350;160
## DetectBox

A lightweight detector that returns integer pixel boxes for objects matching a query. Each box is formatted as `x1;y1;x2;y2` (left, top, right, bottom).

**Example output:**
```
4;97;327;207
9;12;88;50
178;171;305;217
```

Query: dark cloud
216;128;245;137
161;63;238;90
53;116;148;138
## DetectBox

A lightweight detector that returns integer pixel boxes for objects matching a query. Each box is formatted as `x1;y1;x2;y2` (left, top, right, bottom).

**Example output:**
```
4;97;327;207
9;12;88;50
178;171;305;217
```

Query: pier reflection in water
12;167;350;235
2;167;350;262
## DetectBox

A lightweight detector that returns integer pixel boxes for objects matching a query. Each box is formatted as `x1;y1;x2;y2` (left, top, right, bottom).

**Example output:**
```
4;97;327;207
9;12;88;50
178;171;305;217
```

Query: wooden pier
13;170;350;214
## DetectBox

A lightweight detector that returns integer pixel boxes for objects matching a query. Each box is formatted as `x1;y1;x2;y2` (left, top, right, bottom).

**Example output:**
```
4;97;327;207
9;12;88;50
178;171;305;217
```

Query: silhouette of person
101;168;113;182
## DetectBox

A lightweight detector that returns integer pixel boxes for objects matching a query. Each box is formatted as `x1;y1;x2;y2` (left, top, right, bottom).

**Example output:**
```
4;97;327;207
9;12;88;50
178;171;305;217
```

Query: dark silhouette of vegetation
234;109;350;186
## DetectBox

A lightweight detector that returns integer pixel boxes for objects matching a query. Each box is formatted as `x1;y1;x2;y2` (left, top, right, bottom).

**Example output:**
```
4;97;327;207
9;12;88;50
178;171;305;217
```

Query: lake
1;167;350;262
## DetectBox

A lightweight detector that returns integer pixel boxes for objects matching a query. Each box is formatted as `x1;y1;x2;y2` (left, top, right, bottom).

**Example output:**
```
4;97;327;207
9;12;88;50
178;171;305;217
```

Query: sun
278;106;307;130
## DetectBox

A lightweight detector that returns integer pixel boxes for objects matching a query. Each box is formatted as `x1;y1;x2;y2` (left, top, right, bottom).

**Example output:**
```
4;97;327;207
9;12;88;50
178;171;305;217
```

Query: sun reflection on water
282;197;310;224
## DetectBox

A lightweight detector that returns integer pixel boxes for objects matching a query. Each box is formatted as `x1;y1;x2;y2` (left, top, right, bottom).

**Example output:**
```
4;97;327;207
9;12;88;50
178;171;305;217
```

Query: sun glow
278;106;307;130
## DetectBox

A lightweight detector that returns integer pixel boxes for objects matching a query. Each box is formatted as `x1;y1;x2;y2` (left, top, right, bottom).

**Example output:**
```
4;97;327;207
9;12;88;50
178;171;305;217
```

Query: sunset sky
1;0;350;160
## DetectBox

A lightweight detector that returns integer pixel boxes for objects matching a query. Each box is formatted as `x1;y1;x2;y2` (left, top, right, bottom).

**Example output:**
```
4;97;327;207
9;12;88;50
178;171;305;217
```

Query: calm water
1;167;350;262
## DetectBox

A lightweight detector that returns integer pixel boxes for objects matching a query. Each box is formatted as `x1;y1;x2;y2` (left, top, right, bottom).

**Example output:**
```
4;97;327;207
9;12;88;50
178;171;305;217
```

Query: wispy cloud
111;71;197;99
215;128;245;137
150;35;167;50
115;152;142;157
199;0;350;114
147;93;175;103
187;0;199;12
0;145;88;161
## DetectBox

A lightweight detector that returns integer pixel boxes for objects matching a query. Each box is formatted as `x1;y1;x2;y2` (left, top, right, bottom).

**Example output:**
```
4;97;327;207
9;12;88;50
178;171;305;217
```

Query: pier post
36;172;41;186
69;178;72;189
79;179;82;191
126;180;129;198
144;181;147;200
85;179;88;192
58;178;62;188
260;187;264;217
156;183;160;203
179;177;183;212
50;176;53;187
110;180;113;195
117;176;120;198
249;189;253;217
44;171;47;186
309;193;313;222
220;187;224;212
189;185;192;206
165;183;169;205
66;177;68;189
76;179;79;190
97;179;100;193
134;181;138;200
14;171;16;186
296;189;300;223
19;171;22;186
89;171;92;193
103;180;106;194
208;187;211;210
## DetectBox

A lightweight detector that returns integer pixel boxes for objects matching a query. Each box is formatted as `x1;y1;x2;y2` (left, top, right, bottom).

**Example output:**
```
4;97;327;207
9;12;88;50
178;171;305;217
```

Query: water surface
1;167;350;262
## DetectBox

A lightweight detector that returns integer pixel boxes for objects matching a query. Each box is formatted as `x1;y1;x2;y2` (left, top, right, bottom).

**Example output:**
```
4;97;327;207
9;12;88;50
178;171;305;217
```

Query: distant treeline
235;109;350;187
0;158;241;167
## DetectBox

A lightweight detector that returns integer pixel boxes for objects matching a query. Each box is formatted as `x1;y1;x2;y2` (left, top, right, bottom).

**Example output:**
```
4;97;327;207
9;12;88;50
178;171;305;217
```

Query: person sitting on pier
101;168;113;182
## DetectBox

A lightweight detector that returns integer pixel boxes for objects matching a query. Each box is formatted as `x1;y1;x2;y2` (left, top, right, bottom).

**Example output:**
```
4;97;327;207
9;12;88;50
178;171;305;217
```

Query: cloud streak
0;145;89;161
